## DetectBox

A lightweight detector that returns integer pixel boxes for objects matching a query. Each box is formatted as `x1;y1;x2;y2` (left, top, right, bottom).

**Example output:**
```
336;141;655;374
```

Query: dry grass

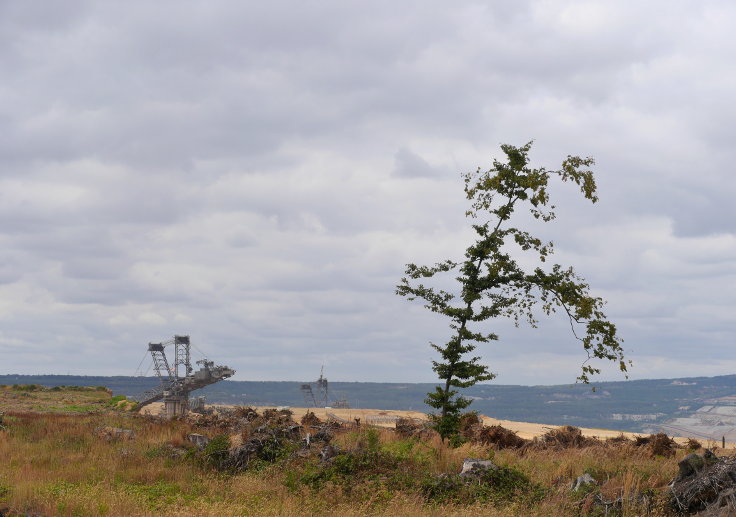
1;394;728;516
0;384;113;414
0;412;694;516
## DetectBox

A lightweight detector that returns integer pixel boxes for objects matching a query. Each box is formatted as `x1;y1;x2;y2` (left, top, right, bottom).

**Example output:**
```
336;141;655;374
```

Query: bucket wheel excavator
132;335;235;417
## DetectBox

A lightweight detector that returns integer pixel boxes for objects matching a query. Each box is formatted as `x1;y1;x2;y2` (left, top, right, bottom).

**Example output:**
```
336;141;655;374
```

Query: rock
187;433;210;449
572;473;597;492
459;458;498;478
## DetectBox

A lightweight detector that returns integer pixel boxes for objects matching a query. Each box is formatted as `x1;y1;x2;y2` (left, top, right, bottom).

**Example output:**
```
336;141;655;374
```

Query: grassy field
0;384;136;414
0;387;715;516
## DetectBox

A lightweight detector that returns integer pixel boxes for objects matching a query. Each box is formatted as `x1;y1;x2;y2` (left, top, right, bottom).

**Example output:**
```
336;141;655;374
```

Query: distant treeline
2;373;736;433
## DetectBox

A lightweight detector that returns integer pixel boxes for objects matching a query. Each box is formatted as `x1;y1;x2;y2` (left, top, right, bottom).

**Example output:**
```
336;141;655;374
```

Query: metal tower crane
299;366;350;409
132;335;235;417
316;365;329;407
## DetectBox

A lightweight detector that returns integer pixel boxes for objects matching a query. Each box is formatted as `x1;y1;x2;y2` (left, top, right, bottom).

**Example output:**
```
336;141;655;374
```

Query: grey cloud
1;1;736;384
393;148;445;179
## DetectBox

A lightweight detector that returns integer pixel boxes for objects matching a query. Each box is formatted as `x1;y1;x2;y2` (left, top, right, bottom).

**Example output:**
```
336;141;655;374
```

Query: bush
459;411;482;437
295;442;401;490
11;384;42;392
421;465;545;506
473;425;527;449
256;435;290;463
686;438;702;450
203;434;230;470
381;438;432;466
108;395;128;409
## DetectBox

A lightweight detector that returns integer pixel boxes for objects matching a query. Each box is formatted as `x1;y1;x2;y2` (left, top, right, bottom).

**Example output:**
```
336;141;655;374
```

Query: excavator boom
131;335;235;414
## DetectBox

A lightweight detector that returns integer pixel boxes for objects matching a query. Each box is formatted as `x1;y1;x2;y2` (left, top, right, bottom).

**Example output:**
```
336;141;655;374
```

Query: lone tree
396;142;627;442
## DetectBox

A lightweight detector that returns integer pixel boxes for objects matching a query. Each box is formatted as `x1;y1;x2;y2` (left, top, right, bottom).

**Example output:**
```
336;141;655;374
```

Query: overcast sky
1;1;735;385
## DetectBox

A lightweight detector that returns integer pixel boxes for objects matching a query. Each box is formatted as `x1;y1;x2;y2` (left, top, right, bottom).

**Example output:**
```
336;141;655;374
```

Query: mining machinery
132;335;235;417
299;366;350;409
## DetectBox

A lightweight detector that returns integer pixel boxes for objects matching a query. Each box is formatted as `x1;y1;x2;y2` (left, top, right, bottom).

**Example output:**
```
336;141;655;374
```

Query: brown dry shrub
301;411;321;427
649;433;678;457
458;412;482;439
395;417;420;438
261;408;294;426
190;412;233;431
687;438;703;450
394;418;435;440
232;406;259;421
473;425;527;449
634;433;678;457
605;433;632;446
634;435;650;447
529;425;600;450
455;412;528;449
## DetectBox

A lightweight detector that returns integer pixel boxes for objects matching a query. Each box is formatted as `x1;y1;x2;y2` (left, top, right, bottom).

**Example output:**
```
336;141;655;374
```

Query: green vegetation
203;434;231;470
421;464;544;505
10;384;43;391
397;142;626;442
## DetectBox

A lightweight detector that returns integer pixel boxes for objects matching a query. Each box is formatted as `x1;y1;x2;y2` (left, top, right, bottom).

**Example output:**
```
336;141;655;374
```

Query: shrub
203;434;230;470
421;465;545;506
256;435;289;463
108;395;129;409
381;438;432;466
463;424;528;449
686;438;702;450
459;411;482;438
12;384;42;392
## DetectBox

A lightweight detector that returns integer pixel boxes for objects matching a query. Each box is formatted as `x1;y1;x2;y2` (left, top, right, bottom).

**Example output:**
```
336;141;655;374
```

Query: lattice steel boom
131;335;235;417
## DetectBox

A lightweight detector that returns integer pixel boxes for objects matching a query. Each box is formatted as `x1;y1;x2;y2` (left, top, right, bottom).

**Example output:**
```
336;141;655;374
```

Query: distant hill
3;373;736;434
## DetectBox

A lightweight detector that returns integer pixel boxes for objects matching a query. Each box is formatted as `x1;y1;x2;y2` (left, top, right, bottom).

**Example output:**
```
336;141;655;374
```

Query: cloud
392;148;445;179
0;1;735;385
